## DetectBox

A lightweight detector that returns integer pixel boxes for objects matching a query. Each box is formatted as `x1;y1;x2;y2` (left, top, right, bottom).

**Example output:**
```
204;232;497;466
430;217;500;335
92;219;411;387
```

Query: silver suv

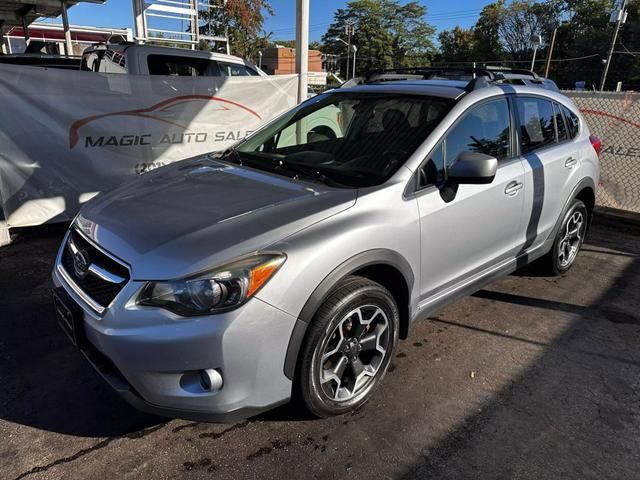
52;68;600;421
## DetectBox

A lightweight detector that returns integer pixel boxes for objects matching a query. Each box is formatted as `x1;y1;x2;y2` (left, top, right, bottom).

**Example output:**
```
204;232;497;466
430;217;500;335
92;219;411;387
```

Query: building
261;46;327;86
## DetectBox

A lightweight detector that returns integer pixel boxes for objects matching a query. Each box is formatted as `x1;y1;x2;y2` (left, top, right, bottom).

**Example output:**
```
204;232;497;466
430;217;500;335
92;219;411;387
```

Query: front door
414;97;526;305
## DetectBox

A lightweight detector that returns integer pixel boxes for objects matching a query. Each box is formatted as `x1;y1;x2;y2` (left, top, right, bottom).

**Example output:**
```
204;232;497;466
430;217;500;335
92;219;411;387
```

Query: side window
219;62;259;76
147;55;211;76
516;97;555;154
562;105;580;139
445;98;511;168
554;103;568;142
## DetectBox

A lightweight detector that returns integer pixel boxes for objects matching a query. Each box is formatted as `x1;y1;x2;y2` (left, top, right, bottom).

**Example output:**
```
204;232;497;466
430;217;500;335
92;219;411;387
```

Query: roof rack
342;65;545;92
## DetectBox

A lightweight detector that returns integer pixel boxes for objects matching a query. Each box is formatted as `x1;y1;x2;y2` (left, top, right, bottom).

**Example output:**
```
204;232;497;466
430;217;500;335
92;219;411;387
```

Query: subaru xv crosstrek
52;68;600;421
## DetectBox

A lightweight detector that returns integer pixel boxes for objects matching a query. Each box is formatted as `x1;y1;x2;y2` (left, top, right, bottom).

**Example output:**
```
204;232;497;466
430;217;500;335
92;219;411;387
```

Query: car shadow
0;224;164;437
398;218;640;478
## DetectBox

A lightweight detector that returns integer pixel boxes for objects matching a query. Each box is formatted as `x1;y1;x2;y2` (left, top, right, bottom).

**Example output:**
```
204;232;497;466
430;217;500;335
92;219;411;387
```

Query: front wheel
543;199;588;275
296;276;399;417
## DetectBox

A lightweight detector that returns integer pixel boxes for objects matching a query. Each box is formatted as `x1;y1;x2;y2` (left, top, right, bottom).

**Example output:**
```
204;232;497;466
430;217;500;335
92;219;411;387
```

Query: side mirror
448;152;498;185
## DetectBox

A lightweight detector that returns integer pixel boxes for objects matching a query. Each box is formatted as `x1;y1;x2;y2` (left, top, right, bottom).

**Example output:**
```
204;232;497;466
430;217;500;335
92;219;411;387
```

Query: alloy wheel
319;305;391;402
558;209;585;268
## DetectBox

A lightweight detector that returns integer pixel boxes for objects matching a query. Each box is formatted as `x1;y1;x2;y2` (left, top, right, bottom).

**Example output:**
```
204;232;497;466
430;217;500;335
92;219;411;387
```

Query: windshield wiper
276;160;347;188
217;150;348;188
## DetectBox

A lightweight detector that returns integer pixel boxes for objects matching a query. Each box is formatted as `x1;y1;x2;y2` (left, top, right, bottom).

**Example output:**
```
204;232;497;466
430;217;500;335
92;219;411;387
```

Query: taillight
590;135;602;159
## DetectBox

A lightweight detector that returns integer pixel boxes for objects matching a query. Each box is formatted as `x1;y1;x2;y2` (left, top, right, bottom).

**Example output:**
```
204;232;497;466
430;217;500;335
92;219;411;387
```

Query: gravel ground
1;212;639;480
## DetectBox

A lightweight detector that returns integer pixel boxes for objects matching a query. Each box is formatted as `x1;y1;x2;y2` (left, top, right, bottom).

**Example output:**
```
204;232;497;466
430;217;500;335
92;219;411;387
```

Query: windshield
231;92;453;188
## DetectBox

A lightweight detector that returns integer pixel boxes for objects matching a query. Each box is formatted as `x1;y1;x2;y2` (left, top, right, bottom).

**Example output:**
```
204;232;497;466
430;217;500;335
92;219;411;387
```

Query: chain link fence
564;91;640;214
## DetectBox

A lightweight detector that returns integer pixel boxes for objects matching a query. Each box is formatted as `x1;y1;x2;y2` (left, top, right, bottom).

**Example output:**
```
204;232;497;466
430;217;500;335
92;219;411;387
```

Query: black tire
542;198;588;275
296;275;399;418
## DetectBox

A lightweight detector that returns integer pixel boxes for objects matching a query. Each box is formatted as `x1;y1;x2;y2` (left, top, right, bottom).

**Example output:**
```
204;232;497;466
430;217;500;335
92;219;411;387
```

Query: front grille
60;229;130;309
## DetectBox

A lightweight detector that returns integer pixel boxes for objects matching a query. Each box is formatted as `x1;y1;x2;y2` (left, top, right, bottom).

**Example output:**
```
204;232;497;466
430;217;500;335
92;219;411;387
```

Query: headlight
137;253;285;316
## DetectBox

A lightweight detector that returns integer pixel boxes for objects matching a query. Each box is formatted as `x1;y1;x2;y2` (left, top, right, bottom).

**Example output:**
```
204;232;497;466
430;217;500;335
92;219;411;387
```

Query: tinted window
147;55;217;76
554;103;568;142
516;97;555;153
445;99;511;168
562;105;579;138
219;62;259;76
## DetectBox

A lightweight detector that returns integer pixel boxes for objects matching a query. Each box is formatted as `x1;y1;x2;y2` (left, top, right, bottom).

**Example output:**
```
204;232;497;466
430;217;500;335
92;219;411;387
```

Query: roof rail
362;66;498;82
342;66;499;92
341;65;553;93
483;66;541;80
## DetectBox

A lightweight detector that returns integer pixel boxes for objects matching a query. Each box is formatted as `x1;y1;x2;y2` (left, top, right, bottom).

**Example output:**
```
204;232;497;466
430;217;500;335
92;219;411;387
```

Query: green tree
497;0;561;61
199;0;273;62
473;1;505;61
552;0;640;89
437;26;476;64
321;0;436;78
433;0;640;89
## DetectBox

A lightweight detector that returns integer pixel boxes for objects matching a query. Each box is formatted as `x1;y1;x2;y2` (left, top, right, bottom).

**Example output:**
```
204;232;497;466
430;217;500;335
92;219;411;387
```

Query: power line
267;7;485;36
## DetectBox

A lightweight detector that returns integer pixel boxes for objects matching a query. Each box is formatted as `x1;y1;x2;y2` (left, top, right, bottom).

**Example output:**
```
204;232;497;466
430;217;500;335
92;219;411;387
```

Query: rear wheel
296;276;399;417
543;199;588;275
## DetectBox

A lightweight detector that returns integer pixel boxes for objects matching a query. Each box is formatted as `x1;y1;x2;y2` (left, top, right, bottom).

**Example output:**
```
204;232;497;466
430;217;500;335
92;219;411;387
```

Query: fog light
199;368;223;391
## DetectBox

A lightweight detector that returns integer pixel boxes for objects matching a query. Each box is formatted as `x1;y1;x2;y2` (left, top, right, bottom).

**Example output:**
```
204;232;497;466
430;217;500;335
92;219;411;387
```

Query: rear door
514;96;583;252
414;97;526;302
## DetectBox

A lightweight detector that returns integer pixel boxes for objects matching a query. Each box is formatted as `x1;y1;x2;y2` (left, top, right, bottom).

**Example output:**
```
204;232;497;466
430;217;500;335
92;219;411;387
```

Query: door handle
565;157;578;168
504;181;523;196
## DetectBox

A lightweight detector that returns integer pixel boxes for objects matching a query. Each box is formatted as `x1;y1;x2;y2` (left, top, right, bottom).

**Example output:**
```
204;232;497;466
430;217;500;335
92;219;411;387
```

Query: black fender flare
544;176;596;251
283;248;415;380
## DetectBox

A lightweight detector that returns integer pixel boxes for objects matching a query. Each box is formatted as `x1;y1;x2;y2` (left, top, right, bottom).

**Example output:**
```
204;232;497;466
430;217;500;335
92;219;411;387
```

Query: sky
47;0;492;42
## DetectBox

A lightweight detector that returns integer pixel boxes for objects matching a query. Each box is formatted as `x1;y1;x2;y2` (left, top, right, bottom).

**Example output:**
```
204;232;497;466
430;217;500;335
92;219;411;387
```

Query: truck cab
80;43;265;77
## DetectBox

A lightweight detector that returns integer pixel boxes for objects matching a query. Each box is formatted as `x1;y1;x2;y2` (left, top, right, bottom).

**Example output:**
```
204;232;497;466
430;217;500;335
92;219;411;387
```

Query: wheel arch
544;177;596;253
283;249;415;380
575;184;595;229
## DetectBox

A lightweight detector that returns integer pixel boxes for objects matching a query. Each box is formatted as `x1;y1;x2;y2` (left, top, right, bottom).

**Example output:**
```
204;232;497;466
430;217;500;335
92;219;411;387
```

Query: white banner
0;64;298;229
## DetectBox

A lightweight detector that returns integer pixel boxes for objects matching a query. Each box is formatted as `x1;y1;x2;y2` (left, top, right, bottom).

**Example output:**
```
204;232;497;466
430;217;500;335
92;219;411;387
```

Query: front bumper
52;248;297;422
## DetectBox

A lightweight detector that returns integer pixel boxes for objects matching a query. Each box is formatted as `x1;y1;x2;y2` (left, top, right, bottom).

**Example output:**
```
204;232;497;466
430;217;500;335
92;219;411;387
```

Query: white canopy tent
0;0;106;55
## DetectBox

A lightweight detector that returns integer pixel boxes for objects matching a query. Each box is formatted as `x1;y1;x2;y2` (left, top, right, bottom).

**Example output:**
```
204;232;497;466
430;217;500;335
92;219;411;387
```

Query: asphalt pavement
1;211;639;480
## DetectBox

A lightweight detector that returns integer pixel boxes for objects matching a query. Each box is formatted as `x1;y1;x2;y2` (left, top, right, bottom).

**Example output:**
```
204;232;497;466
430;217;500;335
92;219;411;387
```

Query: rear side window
445;98;511;167
553;103;568;142
562;105;580;138
219;62;259;76
147;55;217;76
516;97;555;154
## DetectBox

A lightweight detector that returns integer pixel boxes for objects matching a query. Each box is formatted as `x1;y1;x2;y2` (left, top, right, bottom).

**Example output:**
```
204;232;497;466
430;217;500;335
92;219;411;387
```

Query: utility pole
60;1;73;56
600;0;628;91
295;0;309;104
530;34;542;72
352;45;357;79
345;20;354;79
544;27;557;78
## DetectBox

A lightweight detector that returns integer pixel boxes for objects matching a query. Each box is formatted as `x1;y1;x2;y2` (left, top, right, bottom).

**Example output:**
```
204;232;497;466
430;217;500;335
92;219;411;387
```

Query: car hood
76;157;357;279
